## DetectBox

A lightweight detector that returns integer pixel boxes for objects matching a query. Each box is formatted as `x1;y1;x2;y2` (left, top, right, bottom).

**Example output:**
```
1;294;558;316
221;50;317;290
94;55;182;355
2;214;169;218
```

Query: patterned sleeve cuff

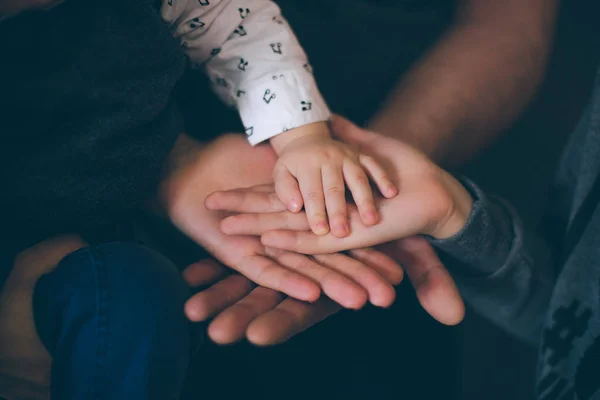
236;68;331;145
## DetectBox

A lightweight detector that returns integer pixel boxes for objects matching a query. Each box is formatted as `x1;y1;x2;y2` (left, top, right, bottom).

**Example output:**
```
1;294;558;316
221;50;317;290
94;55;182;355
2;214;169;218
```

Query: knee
82;242;190;322
35;242;193;350
101;241;190;308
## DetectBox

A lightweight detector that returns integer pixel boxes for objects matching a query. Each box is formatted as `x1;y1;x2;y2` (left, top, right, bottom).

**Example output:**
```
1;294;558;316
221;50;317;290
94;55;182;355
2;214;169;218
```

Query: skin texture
160;134;403;309
206;118;470;328
271;122;397;238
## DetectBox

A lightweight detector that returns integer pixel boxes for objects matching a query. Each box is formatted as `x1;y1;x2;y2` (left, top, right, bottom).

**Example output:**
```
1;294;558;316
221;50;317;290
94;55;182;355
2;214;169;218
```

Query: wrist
430;174;474;240
270;122;331;155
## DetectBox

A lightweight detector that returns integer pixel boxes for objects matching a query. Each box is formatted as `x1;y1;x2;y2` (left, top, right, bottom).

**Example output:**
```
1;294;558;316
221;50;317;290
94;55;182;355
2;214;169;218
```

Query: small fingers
274;166;303;212
322;164;350;238
343;161;378;226
359;154;397;198
298;169;329;235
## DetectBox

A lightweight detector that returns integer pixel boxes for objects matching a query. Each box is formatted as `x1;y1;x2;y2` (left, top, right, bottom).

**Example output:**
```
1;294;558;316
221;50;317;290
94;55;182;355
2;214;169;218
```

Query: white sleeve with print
161;0;331;145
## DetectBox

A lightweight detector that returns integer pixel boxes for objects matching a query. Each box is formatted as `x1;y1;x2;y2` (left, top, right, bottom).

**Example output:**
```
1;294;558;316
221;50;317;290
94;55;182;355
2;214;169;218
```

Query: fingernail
367;211;378;224
316;221;329;234
290;201;300;212
387;185;398;197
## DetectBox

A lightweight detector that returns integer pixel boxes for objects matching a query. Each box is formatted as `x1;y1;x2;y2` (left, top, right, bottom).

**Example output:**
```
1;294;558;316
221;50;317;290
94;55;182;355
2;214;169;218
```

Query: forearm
163;0;330;146
369;0;558;167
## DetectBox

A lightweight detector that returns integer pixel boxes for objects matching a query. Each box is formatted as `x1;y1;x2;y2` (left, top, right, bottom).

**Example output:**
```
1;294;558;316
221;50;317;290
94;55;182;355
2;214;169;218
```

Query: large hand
206;184;464;326
209;117;473;254
378;237;464;326
181;247;404;346
205;119;467;325
159;134;399;308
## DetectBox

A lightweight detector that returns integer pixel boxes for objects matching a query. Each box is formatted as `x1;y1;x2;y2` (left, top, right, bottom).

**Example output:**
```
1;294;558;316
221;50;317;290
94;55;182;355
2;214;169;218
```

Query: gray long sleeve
429;180;558;345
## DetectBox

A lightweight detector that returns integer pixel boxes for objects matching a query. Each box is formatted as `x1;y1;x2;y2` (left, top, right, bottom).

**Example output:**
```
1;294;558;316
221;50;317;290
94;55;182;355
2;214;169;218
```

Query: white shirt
161;0;331;145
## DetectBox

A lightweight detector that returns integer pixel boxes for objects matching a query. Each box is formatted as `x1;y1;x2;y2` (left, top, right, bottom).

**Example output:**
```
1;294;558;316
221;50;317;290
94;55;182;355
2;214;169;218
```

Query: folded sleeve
161;0;331;145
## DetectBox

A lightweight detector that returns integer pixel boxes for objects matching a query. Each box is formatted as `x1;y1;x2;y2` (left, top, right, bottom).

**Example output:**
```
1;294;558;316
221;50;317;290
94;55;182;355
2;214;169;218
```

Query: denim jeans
32;242;197;400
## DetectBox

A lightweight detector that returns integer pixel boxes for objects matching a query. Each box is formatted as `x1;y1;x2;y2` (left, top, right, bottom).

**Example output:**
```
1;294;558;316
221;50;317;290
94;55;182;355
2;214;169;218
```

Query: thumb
380;237;465;326
330;114;378;147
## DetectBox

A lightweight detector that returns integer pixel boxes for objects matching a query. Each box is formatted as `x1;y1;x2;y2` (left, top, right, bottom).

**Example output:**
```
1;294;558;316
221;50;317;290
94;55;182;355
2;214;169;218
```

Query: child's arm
161;0;330;145
161;0;396;237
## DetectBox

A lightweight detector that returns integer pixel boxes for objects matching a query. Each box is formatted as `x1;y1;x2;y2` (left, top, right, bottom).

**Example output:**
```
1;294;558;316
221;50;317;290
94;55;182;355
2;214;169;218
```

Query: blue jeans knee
33;242;196;400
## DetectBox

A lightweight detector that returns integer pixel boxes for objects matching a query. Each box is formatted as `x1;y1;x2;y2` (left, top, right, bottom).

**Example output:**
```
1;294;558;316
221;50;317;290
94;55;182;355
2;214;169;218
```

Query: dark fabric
276;0;454;125
560;171;600;265
0;0;187;269
33;242;197;400
177;0;455;142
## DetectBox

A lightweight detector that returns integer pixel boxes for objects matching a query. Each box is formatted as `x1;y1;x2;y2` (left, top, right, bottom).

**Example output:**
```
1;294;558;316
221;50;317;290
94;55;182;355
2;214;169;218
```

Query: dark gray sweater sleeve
428;180;557;345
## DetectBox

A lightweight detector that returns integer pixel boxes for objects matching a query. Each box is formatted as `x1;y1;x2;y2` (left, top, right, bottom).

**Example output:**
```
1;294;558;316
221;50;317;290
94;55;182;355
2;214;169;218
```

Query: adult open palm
160;134;402;308
205;119;467;325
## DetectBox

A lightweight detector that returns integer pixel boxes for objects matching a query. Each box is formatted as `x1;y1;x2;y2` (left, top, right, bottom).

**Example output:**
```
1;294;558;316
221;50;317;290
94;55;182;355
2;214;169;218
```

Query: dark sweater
0;0;187;278
430;66;600;399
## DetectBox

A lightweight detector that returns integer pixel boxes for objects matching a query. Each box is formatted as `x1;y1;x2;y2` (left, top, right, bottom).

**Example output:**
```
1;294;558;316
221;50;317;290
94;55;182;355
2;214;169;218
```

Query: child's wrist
270;122;331;154
430;177;474;240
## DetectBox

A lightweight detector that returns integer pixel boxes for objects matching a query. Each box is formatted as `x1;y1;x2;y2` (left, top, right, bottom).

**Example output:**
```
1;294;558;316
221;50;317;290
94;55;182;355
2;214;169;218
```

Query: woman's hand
159;133;401;308
207;117;474;255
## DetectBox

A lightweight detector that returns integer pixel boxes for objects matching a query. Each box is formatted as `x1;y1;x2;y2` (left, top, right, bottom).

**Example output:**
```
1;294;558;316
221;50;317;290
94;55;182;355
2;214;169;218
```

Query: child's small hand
270;123;397;237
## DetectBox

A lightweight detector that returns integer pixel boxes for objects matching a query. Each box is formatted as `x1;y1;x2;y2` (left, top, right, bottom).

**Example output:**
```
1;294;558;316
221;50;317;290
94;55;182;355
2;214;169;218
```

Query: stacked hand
0;118;468;400
203;116;468;329
160;133;406;344
270;122;398;238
